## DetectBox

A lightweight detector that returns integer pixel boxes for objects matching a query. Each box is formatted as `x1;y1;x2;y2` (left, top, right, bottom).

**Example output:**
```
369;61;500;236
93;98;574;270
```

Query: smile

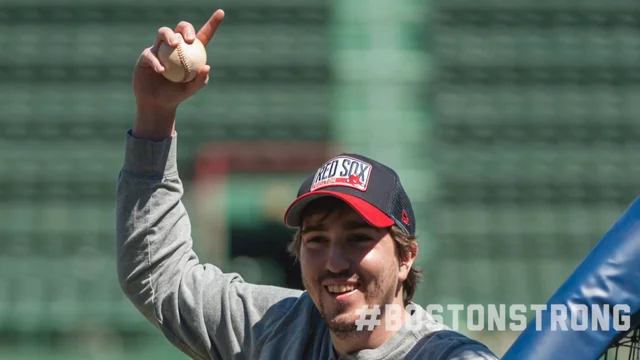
326;284;357;294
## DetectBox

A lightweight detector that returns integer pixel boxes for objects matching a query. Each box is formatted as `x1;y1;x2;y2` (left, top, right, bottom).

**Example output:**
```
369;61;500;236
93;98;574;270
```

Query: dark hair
287;197;422;306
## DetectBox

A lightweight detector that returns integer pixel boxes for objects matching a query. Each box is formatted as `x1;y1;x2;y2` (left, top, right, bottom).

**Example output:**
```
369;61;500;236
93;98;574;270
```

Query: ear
398;241;418;282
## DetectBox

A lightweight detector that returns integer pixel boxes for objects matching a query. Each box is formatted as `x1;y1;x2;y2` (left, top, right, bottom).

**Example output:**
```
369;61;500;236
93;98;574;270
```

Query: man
116;10;498;360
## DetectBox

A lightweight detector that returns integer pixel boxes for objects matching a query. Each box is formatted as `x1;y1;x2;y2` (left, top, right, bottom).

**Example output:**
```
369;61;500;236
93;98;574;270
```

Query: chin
326;312;360;335
322;300;366;331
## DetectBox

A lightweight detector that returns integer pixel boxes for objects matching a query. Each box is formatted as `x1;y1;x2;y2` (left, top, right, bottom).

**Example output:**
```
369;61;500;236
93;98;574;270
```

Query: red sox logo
311;156;372;192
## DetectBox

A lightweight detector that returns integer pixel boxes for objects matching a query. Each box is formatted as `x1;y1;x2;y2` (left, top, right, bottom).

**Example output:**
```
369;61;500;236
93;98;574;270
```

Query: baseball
157;33;207;83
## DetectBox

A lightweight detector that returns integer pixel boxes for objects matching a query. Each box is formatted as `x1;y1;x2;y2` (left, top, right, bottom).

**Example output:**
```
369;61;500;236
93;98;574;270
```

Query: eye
304;236;327;244
350;234;374;243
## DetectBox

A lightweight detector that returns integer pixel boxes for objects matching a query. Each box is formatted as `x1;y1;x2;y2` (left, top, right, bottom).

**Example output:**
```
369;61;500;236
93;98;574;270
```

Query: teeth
327;284;356;293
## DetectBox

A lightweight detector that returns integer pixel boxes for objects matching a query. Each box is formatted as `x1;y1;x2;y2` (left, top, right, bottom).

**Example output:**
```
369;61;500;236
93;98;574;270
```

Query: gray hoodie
115;130;498;360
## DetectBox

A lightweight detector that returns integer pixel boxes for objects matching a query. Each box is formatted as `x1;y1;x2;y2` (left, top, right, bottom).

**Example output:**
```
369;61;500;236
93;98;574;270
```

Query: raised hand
132;9;225;141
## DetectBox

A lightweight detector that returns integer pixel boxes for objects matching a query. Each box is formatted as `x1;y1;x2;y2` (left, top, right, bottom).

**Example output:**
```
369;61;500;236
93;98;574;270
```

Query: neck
331;299;409;356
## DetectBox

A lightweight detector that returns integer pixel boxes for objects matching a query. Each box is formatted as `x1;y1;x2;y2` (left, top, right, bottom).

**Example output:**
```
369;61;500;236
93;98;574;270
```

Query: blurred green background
1;0;639;358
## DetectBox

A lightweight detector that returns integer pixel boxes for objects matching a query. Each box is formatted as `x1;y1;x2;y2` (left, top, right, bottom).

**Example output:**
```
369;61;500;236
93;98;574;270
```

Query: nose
326;244;350;274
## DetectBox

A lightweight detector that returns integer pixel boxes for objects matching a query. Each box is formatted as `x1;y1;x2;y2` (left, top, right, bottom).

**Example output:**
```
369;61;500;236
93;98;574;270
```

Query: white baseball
157;33;207;83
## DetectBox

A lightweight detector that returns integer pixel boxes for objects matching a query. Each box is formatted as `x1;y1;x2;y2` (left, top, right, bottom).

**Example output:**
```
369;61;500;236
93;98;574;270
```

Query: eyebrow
301;220;375;235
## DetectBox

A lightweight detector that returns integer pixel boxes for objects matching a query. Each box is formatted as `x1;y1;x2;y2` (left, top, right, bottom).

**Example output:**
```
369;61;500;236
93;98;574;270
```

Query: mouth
324;283;361;301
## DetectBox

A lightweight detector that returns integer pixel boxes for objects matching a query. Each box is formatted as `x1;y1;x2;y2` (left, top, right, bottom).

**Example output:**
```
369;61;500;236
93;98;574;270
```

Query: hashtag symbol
355;305;381;331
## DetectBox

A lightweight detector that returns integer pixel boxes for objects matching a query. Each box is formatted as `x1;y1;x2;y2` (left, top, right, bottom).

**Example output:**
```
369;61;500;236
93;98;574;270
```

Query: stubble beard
318;279;397;340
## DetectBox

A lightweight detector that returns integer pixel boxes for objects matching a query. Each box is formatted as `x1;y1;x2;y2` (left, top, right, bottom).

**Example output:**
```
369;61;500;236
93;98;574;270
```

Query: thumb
185;65;211;94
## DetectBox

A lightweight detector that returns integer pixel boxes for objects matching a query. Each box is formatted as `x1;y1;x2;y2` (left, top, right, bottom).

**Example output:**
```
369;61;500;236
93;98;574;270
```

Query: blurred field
1;0;640;358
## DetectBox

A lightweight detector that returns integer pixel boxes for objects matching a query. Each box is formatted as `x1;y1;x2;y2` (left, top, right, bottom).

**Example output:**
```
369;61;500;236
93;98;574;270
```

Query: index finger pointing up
197;9;225;46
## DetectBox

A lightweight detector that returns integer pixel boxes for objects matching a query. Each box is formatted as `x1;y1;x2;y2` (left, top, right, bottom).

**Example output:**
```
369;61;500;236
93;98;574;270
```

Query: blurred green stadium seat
426;0;640;310
0;0;329;358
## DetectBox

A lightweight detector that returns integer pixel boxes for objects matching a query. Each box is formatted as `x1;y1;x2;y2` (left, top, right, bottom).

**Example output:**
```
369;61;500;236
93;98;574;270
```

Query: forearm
132;106;177;142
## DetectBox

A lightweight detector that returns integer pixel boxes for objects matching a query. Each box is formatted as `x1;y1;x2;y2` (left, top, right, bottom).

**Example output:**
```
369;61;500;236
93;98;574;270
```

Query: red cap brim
283;191;395;229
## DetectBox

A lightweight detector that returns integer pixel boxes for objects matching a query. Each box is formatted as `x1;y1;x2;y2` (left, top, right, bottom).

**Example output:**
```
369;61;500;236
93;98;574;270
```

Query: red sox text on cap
284;154;416;236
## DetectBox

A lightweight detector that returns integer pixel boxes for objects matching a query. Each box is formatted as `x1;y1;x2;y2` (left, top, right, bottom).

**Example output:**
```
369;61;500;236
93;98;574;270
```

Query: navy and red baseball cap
283;154;416;236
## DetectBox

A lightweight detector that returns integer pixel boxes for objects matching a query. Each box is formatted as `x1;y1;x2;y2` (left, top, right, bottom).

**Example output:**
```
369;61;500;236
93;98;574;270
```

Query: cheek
361;248;384;265
359;249;392;277
358;245;399;282
299;250;323;281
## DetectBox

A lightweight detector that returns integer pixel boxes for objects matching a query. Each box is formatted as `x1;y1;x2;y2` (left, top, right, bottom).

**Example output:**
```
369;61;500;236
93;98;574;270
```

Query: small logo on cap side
402;210;410;225
311;156;372;192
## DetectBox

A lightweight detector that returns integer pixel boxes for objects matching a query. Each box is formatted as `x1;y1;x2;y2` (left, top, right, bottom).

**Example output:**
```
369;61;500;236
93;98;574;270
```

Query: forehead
301;210;378;237
301;196;380;230
303;206;358;223
300;196;349;216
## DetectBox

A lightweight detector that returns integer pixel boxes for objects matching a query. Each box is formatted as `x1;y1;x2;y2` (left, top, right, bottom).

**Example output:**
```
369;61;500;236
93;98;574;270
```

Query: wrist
133;105;178;142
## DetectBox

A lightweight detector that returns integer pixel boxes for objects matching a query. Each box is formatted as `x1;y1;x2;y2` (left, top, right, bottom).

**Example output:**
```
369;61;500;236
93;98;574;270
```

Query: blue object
502;197;640;360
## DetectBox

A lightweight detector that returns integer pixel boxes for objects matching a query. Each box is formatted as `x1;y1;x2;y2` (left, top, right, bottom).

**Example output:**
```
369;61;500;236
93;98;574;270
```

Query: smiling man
282;154;432;356
116;11;498;360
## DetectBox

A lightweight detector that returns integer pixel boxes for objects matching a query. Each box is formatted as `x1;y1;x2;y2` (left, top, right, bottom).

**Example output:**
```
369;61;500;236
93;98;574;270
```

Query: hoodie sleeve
115;129;303;360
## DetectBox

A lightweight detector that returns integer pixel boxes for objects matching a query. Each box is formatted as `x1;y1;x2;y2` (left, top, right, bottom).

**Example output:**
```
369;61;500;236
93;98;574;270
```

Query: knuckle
137;50;149;63
177;21;192;29
176;21;195;39
157;26;172;38
157;26;181;44
136;51;149;65
142;47;158;61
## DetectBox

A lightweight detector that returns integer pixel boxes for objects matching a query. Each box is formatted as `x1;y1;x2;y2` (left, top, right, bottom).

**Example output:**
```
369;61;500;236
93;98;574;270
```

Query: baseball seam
176;43;191;82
